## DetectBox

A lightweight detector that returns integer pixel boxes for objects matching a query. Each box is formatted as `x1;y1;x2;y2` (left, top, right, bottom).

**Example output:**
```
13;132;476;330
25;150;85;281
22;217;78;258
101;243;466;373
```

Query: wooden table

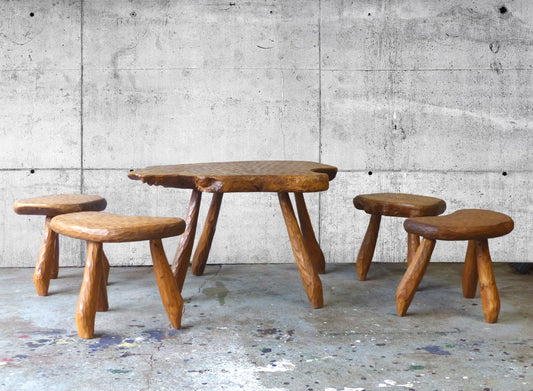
128;161;337;308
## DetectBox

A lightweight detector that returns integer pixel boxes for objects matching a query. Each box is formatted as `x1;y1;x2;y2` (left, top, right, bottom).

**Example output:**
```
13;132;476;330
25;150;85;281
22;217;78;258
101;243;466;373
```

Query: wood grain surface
404;209;514;240
14;194;107;217
128;161;337;193
354;193;446;218
50;212;185;243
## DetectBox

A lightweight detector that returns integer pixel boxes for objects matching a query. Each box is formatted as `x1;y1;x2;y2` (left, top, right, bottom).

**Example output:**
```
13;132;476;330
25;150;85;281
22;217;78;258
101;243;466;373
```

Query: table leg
278;192;323;308
172;190;202;292
34;216;58;296
294;192;326;274
192;193;224;276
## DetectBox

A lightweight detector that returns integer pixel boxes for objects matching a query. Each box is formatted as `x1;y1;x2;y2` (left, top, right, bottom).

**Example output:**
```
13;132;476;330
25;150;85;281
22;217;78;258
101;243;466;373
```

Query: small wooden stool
50;211;186;339
353;193;446;280
398;209;514;323
13;194;108;296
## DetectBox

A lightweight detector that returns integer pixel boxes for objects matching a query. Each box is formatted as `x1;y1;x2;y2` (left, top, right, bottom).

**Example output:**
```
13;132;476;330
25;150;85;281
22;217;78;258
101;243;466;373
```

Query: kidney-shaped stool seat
398;209;514;323
50;211;186;339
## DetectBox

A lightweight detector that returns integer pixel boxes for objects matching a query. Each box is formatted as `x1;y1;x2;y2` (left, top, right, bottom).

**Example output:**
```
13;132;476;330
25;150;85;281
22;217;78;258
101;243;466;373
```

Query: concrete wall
1;0;531;267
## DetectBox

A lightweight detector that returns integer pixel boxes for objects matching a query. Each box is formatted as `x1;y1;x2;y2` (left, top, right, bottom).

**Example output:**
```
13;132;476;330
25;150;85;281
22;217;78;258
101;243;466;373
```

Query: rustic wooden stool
50;211;186;339
397;209;514;323
13;194;108;296
353;193;446;280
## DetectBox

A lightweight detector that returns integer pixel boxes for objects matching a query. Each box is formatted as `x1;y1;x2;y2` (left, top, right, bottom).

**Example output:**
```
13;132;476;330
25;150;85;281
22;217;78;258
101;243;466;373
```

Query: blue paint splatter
419;345;451;355
141;329;179;342
89;335;123;352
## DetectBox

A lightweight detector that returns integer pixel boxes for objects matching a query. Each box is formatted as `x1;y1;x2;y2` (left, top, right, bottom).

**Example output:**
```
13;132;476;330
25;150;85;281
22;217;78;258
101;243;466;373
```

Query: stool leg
34;217;58;296
150;239;184;329
396;238;436;316
295;192;326;274
192;193;223;276
101;250;110;284
407;233;420;267
278;192;323;308
173;190;202;292
96;246;109;312
475;239;500;323
462;240;478;298
50;234;59;279
76;241;103;339
356;214;381;281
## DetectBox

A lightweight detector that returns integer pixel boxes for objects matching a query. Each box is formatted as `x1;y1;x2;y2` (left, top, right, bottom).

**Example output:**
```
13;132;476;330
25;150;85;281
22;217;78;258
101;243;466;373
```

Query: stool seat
404;209;514;241
14;194;107;217
50;212;186;243
354;193;446;217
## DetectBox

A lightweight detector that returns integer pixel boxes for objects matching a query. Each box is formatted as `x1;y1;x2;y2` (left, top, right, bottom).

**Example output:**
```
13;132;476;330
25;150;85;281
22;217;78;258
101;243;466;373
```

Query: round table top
128;161;337;193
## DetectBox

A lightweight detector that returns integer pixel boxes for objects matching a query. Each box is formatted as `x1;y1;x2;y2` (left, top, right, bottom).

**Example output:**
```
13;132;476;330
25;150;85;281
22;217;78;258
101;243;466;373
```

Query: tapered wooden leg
150;239;183;329
192;193;223;276
294;192;326;274
34;217;58;296
475;239;500;323
356;214;381;281
50;234;59;279
407;233;420;267
172;190;202;292
396;238;436;316
96;246;109;312
76;241;103;339
462;240;478;298
101;250;110;284
278;192;323;308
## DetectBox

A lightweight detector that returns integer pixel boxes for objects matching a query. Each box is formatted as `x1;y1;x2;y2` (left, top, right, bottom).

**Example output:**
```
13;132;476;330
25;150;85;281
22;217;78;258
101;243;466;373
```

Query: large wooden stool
353;193;446;280
397;209;514;323
13;194;108;296
50;211;186;339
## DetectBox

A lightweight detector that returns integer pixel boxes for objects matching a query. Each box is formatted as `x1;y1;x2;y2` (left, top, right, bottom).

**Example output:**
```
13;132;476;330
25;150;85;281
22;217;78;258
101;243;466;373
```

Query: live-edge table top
128;161;337;193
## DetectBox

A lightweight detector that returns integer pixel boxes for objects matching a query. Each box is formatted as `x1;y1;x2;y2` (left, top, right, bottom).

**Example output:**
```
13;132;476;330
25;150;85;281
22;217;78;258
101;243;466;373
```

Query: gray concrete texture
1;263;532;390
1;0;532;267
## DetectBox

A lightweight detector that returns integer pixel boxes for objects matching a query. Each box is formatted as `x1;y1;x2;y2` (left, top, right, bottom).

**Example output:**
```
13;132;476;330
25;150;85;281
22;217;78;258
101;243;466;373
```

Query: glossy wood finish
396;238;436;316
403;209;514;240
50;212;186;243
173;190;202;291
407;233;420;267
192;193;224;276
14;194;107;295
33;217;58;296
476;239;500;323
150;239;184;329
14;194;107;217
356;214;381;281
462;240;478;299
52;211;186;338
76;241;103;339
128;161;337;193
354;193;446;218
130;161;336;308
399;209;513;322
278;192;323;308
294;192;325;274
354;193;446;280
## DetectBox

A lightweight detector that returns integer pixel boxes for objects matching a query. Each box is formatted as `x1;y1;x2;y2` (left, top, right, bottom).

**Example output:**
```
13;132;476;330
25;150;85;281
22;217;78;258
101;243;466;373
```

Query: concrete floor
0;262;532;390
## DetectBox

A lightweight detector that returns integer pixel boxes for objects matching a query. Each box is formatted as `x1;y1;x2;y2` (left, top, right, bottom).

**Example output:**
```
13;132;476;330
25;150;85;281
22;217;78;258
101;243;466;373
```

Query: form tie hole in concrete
130;11;136;17
30;169;35;174
502;171;508;176
499;6;508;14
29;12;35;17
368;171;373;176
